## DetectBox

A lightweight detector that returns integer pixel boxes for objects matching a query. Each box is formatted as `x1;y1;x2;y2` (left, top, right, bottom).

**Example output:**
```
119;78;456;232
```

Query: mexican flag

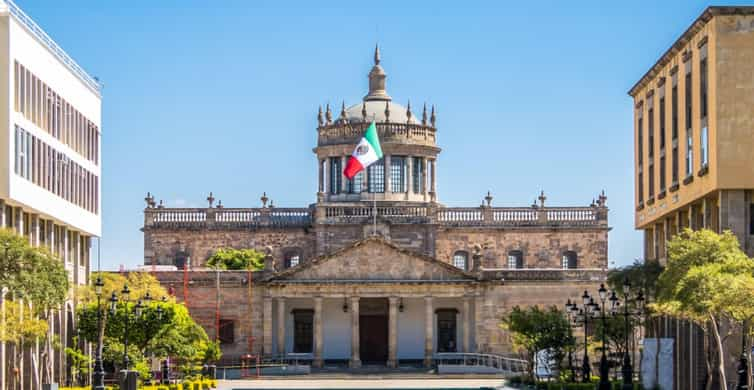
344;121;383;180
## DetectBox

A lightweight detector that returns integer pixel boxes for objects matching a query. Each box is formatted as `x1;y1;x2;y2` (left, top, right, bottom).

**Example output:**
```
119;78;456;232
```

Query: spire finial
364;45;391;101
384;101;390;123
340;101;347;120
261;192;268;208
325;103;332;124
422;103;428;126
317;105;324;126
538;190;547;208
406;100;412;122
207;192;215;208
430;105;436;127
362;102;367;121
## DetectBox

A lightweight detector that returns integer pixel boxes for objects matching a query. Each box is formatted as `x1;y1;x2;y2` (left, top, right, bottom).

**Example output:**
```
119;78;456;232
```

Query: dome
340;101;420;125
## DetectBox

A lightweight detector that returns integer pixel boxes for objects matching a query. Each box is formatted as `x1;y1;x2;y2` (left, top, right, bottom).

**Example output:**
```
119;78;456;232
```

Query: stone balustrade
317;122;437;147
144;203;607;229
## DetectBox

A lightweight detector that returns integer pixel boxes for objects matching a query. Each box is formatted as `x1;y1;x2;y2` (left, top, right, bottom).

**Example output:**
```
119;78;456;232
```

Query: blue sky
15;0;742;270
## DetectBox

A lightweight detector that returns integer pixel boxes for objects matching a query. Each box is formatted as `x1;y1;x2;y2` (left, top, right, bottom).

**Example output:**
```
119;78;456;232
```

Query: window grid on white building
390;156;406;193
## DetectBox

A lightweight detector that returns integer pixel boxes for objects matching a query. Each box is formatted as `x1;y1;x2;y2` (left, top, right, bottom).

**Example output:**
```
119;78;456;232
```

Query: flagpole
372;115;378;236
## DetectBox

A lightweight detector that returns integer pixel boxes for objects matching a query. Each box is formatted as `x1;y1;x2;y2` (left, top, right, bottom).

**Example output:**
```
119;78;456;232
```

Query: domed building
141;47;609;371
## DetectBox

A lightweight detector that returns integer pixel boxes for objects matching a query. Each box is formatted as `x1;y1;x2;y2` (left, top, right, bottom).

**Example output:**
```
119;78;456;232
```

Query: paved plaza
217;378;512;390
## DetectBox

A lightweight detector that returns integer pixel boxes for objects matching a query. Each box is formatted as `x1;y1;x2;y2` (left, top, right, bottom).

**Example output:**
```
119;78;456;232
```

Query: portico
262;238;478;368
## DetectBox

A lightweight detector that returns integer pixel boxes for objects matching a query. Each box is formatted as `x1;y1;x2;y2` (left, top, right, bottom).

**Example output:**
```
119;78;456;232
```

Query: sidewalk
217;378;513;390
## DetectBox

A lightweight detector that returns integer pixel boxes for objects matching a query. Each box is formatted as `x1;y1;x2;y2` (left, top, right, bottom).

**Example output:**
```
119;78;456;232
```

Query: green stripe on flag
364;122;383;158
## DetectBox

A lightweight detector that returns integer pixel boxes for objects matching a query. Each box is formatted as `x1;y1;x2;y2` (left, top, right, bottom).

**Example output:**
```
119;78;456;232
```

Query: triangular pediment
267;237;475;282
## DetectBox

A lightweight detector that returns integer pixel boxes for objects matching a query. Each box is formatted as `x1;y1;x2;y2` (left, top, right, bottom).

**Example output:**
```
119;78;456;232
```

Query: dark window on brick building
219;319;234;344
507;250;524;269
453;251;469;270
562;251;577;269
284;250;302;268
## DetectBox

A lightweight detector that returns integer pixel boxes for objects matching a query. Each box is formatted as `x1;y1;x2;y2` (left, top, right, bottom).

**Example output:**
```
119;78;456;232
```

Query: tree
0;228;69;387
77;272;220;377
501;305;575;380
206;248;265;270
654;229;754;389
0;300;48;390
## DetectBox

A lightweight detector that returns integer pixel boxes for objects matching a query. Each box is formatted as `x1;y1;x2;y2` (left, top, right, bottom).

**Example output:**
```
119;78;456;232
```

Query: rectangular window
367;160;385;193
648;106;654;157
700;57;708;119
218;319;234;344
672;146;679;184
347;171;363;194
659;97;666;149
329;157;341;194
685;71;692;131
637;115;643;166
750;204;754;235
648;162;654;198
671;85;678;139
412;157;424;193
660;156;666;191
701;126;709;167
686;132;694;177
638;171;644;203
390;156;406;193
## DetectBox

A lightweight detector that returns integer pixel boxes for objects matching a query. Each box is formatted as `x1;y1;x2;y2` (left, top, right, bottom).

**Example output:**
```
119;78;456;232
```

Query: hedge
60;379;217;390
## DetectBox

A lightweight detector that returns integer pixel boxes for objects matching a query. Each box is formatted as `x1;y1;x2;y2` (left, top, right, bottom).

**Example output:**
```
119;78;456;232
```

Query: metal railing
2;0;102;95
433;352;528;376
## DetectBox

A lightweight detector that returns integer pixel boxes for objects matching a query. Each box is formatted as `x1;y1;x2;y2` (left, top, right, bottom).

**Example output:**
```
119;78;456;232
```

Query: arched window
453;251;468;270
507;250;524;269
284;250;302;268
562;251;578;269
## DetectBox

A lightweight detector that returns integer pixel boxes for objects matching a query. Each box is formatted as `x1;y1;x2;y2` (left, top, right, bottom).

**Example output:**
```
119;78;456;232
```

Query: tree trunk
704;324;713;390
710;314;727;387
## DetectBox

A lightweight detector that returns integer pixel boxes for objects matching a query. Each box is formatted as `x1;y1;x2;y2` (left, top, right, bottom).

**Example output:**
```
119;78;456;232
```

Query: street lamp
596;283;611;390
92;276;105;390
564;299;577;383
567;290;593;383
612;279;646;390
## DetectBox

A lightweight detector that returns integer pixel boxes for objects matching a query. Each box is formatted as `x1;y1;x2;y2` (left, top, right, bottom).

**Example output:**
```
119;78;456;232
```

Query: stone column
13;207;23;236
422;157;428;201
430;160;437;198
350;297;361;368
62;226;69;265
424;296;433;367
701;197;708;228
276;298;285;356
340;156;348;194
313;297;323;367
463;297;471;352
318;159;324;193
47;221;55;253
262;297;273;355
30;214;40;247
388;297;398;368
323;159;329;195
384;154;392;194
406;156;413;200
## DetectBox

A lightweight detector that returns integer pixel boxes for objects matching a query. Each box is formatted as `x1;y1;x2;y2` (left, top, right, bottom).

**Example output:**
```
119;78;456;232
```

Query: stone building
142;47;609;367
629;6;754;389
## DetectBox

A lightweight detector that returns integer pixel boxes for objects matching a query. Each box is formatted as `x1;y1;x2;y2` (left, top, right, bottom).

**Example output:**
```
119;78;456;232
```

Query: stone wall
435;228;608;269
144;228;315;270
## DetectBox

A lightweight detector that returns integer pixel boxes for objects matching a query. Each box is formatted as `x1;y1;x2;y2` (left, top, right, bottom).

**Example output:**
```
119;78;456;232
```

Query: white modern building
0;0;101;388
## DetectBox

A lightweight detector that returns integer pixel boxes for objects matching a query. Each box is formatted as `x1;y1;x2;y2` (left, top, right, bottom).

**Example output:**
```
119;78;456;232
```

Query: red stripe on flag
344;156;364;180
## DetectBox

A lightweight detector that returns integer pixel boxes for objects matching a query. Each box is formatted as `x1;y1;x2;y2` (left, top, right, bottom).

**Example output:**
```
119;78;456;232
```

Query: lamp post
567;290;593;383
564;300;577;383
596;283;611;390
615;279;645;390
92;276;105;390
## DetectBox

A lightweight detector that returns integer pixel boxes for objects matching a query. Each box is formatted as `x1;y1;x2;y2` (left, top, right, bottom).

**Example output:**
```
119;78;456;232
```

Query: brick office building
141;47;609;368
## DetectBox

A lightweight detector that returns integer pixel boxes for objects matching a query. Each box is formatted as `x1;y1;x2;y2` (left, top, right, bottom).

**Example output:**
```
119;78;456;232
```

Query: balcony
317;122;437;148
